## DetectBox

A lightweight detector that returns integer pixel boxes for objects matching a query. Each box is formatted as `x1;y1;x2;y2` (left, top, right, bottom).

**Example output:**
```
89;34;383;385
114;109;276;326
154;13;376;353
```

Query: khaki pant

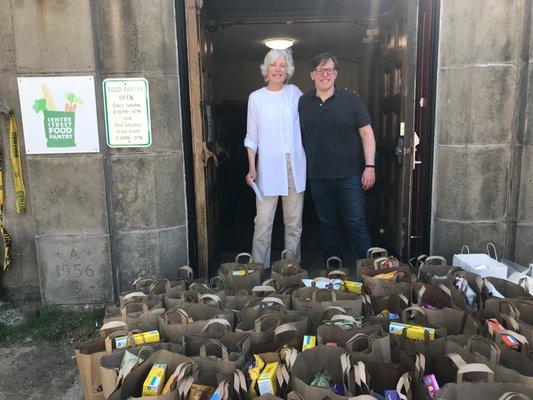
252;156;304;268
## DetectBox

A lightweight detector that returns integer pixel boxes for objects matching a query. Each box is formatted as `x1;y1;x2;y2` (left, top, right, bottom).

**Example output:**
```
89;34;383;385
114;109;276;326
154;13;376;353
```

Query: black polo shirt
298;87;372;179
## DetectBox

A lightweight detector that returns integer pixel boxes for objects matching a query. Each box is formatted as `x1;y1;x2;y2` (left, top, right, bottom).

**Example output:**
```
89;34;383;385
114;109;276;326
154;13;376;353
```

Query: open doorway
182;0;437;275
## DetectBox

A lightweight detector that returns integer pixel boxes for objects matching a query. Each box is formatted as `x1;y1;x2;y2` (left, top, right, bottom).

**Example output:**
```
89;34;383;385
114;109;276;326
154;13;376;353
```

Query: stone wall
431;0;532;265
0;0;188;303
515;8;533;265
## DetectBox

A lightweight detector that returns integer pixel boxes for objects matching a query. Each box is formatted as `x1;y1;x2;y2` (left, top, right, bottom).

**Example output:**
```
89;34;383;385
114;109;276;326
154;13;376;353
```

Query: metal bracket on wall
202;143;218;167
0;104;12;115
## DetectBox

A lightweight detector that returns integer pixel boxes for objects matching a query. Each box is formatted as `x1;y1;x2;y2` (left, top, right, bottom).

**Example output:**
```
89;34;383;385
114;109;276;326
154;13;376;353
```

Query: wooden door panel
185;0;220;277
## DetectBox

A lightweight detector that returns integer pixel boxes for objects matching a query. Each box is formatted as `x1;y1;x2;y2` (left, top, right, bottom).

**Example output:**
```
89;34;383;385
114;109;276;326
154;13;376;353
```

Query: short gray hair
259;49;295;83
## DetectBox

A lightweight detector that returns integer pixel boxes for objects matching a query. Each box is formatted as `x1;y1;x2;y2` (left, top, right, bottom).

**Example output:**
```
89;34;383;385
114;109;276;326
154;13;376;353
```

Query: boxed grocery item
142;363;167;396
257;362;279;395
389;322;435;340
341;280;363;294
115;330;160;349
302;335;316;351
422;374;439;398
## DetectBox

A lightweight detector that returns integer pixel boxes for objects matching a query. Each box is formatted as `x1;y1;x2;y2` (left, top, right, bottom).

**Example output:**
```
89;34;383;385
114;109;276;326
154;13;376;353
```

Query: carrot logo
32;84;83;148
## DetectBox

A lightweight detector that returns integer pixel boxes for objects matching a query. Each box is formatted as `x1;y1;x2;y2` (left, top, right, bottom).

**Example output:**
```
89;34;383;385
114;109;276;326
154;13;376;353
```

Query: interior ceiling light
265;38;294;50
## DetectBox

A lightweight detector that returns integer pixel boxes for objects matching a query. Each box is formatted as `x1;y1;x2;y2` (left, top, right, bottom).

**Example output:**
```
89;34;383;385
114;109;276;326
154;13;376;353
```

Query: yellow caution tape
8;112;26;214
0;110;12;270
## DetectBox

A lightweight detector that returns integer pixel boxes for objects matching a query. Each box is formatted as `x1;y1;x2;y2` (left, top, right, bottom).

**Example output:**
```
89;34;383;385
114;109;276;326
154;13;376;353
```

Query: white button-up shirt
244;84;306;196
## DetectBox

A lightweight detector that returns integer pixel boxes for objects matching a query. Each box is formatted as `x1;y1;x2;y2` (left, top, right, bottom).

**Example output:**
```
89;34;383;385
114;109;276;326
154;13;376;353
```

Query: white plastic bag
503;258;533;295
452;243;508;279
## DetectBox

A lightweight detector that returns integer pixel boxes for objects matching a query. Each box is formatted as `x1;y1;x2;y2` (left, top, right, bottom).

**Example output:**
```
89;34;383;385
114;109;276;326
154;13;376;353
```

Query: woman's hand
361;167;375;190
246;170;257;187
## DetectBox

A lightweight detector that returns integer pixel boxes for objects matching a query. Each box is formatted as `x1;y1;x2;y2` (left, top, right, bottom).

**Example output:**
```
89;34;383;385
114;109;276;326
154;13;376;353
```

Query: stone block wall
0;0;188;303
431;0;532;265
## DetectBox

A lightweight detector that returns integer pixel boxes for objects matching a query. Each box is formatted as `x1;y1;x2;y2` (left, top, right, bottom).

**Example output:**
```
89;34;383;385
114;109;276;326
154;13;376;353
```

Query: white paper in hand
251;181;263;202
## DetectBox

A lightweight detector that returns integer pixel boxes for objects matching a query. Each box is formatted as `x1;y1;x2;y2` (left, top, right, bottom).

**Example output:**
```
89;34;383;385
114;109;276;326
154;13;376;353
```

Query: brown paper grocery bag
107;349;195;400
75;337;107;400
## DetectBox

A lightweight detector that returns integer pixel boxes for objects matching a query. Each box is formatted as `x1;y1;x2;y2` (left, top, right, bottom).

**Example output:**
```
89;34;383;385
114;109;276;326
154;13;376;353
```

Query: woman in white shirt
244;49;306;270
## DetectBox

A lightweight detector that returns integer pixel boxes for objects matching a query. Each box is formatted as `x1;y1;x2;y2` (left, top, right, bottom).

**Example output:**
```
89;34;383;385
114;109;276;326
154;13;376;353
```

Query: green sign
33;91;83;148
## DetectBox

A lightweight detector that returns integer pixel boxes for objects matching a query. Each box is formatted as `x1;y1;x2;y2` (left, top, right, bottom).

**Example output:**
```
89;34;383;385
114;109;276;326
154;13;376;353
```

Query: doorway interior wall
180;0;438;274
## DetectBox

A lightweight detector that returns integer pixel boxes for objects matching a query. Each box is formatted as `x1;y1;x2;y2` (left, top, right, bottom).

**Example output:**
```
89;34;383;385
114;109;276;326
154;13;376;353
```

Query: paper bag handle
281;249;296;260
311;288;337;302
466;335;501;363
496;300;521;320
402;306;427;322
281;263;300;275
327;269;348;278
324;305;347;316
187;282;209;294
132;275;158;290
199;339;229;360
326;256;343;268
366;247;388;258
461;245;470;255
456;363;494;384
486;243;498;260
201;318;231;333
164;308;189;324
396;372;411;400
409;254;427;269
234;252;253;264
252;285;277;294
497;393;531;400
149;279;170;295
254;313;281;332
346;333;372;351
177;265;194;281
208;276;228;291
199;294;222;307
120;301;148;316
273;323;299;338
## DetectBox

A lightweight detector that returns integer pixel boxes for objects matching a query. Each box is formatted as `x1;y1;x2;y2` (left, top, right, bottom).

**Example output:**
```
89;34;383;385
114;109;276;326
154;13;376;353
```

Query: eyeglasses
314;68;336;76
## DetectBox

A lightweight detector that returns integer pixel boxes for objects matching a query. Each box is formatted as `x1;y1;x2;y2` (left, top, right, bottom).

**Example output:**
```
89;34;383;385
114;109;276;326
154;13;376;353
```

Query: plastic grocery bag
503;259;533;295
452;243;507;279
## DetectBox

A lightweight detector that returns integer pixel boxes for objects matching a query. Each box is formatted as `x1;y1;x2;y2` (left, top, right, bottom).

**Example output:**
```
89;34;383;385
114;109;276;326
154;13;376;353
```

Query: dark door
374;0;419;259
411;0;437;257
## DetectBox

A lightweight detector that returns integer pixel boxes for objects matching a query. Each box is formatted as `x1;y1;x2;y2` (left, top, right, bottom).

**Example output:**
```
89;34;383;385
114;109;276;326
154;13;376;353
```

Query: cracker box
257;362;279;395
142;363;167;396
389;322;435;340
342;280;363;294
115;330;160;349
422;374;439;398
302;335;316;351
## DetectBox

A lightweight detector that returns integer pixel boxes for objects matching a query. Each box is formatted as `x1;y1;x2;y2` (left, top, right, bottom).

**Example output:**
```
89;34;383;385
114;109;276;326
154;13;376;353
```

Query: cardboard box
115;330;160;349
422;374;439;398
302;335;316;351
257;362;279;395
142;363;166;396
341;280;363;294
389;322;435;340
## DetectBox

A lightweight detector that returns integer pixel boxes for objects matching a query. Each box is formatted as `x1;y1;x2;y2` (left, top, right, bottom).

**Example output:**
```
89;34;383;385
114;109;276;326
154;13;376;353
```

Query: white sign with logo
17;76;100;154
103;78;151;148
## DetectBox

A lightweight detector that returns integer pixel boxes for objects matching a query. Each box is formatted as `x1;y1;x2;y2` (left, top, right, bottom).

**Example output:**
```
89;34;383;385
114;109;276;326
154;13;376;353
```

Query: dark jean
308;174;371;261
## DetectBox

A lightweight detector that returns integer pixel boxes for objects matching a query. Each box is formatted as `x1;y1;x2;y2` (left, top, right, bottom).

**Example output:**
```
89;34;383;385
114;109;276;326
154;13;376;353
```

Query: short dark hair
310;52;339;72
